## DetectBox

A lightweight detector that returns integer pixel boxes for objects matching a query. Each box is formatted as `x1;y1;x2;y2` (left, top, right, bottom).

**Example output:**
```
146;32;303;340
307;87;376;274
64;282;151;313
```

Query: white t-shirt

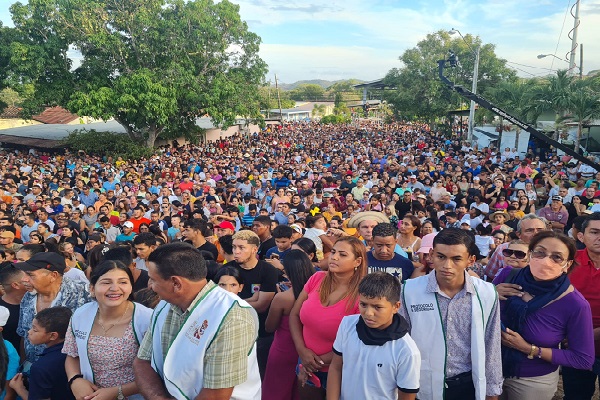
64;268;89;284
475;235;495;257
333;315;421;399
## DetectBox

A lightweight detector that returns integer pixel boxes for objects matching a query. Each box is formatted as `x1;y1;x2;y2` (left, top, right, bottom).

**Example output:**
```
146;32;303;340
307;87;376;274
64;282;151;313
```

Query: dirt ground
552;376;600;400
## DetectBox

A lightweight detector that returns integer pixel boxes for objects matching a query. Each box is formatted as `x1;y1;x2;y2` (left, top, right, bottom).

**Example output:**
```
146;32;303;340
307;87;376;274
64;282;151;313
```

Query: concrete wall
0;119;42;130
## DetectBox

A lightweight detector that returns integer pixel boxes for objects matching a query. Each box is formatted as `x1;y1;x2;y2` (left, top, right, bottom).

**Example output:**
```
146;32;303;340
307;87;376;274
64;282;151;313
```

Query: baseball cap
0;231;15;239
290;224;303;234
0;306;9;327
15;252;66;274
409;175;417;179
217;221;235;231
88;233;102;242
123;221;134;229
551;195;563;202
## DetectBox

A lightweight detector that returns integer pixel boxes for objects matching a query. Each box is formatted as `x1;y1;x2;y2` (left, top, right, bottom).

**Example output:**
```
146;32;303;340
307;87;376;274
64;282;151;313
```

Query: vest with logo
150;285;261;400
402;273;497;400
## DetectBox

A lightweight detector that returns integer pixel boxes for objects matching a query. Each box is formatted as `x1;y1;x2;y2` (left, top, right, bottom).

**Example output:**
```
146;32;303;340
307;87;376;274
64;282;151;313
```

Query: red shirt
572;249;600;355
128;217;151;234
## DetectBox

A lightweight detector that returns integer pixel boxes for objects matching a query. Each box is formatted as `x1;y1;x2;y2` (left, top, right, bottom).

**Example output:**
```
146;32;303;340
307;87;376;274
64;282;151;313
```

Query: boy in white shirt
327;272;421;400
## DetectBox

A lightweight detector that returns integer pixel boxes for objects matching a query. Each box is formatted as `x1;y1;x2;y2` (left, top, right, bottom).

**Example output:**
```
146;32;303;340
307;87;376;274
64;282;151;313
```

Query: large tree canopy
6;0;268;147
383;30;516;123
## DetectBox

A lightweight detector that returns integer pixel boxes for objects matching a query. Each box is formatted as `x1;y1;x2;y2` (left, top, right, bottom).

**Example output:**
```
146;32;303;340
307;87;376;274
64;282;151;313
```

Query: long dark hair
292;238;318;262
90;260;135;301
282;250;315;299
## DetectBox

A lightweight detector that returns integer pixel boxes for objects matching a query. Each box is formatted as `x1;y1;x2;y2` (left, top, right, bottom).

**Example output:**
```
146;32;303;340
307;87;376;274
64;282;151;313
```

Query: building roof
353;79;392;90
0;105;22;119
0;134;64;148
32;106;80;124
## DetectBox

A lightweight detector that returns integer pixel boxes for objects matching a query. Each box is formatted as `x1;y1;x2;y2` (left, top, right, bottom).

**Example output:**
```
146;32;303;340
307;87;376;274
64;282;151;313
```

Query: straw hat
347;211;390;228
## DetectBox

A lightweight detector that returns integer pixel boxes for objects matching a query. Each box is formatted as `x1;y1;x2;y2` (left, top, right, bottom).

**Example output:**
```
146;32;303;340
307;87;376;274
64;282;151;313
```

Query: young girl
475;223;496;258
263;250;315;400
212;266;244;295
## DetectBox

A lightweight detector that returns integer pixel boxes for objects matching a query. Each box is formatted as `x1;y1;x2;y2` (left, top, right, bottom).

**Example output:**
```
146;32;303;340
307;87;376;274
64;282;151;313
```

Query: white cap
123;221;134;229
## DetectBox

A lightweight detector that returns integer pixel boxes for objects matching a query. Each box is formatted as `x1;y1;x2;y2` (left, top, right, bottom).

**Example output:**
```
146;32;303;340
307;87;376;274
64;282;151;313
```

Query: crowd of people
0;120;599;399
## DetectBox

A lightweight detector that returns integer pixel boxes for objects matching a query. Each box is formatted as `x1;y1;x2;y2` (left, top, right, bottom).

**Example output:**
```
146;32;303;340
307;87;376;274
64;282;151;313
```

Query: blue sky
2;0;599;83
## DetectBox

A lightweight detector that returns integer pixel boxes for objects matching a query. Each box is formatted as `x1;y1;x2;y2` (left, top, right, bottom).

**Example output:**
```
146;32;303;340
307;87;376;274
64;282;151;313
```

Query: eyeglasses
502;249;528;259
530;249;566;264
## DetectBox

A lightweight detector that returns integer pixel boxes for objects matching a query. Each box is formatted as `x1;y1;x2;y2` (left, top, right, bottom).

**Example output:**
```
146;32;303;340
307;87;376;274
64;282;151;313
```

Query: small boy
265;225;293;261
327;272;421;400
10;306;74;400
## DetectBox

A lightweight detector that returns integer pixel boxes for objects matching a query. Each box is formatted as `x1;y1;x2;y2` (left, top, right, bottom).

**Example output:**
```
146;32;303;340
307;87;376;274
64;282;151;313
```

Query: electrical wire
505;61;557;71
551;0;572;71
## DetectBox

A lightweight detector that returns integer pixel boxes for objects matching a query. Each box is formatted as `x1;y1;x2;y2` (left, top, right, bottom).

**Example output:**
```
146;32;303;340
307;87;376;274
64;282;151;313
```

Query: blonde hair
232;230;260;247
320;236;367;311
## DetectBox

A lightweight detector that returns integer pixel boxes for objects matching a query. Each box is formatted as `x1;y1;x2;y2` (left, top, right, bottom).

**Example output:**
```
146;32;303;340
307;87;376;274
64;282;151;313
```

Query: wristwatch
117;385;125;400
527;344;538;360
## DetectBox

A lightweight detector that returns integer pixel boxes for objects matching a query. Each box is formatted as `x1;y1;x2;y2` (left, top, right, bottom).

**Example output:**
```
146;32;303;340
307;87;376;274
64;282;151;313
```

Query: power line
551;0;572;70
505;61;557;71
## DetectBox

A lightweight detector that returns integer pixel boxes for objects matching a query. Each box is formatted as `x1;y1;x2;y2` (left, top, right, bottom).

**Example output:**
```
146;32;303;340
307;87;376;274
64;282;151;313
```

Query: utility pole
275;74;283;124
579;43;583;79
467;47;480;143
568;0;580;76
266;81;271;118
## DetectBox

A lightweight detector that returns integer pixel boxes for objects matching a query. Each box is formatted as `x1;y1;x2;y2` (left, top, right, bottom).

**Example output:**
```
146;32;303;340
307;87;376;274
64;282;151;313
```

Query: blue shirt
265;247;291;261
18;277;92;364
29;342;75;400
116;233;136;242
0;340;18;400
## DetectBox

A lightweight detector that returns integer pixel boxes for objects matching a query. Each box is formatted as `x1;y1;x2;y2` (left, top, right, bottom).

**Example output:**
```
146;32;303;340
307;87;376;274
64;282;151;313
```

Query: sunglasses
502;249;528;259
531;249;566;265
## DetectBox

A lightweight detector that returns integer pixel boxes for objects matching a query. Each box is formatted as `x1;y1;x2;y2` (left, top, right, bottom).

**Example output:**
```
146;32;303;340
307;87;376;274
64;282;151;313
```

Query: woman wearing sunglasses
492;231;594;399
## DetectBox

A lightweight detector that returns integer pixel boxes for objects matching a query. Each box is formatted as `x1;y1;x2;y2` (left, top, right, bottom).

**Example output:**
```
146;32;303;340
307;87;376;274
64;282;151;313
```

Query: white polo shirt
333;315;421;399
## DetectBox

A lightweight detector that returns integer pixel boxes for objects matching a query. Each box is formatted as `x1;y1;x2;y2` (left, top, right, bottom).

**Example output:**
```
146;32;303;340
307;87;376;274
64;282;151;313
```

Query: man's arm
245;291;275;313
133;358;173;400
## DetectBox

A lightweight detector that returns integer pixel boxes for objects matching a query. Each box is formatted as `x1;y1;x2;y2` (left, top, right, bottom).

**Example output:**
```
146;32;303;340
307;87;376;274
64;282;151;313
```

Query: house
267;102;334;121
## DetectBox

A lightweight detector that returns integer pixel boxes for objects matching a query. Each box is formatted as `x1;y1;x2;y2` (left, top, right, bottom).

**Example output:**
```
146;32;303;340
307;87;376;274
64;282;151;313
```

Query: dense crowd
0;120;599;400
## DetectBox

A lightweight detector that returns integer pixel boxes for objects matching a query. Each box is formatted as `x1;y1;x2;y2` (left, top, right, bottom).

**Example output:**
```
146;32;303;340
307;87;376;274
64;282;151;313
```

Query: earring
354;267;358;271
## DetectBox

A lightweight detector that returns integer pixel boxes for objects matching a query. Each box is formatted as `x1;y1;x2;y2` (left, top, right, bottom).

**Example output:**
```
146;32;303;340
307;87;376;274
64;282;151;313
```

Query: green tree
7;0;268;147
564;79;600;152
537;70;575;140
312;104;326;118
383;30;516;124
289;84;325;101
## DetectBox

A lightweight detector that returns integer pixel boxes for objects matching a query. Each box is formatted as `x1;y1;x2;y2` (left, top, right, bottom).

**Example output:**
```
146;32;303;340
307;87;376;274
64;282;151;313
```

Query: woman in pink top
289;236;367;400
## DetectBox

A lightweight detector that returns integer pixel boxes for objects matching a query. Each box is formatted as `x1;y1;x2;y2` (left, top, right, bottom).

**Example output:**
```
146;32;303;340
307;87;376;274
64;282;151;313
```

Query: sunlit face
421;222;434;236
529;238;572;280
90;268;132;308
431;243;474;287
372;235;396;261
503;243;529;268
328;241;362;274
232;239;258;265
358;220;378;241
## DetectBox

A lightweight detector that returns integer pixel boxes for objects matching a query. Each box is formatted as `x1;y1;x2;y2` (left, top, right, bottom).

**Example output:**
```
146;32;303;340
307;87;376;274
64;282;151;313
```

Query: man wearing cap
116;221;137;243
16;252;91;366
0;230;22;252
537;195;569;233
215;221;235;237
408;175;425;192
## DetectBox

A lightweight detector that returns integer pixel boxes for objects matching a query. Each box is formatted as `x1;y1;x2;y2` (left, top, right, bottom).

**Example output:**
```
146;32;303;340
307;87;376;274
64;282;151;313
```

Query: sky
1;0;599;84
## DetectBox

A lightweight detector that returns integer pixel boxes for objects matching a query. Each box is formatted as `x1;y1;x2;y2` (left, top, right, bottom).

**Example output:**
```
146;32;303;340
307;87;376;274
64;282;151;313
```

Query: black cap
15;252;66;274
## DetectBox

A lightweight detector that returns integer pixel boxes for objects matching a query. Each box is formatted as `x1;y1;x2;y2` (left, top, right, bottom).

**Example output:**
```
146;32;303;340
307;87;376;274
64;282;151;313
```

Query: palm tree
565;79;600;152
537;70;574;140
487;79;542;148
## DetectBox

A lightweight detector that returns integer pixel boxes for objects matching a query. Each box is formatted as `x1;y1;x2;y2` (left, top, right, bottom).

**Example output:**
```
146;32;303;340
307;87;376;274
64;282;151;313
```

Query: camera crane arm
437;57;600;172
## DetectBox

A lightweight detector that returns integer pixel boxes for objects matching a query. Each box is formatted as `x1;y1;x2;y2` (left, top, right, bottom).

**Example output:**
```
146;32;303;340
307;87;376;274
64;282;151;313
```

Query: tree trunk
575;121;582;155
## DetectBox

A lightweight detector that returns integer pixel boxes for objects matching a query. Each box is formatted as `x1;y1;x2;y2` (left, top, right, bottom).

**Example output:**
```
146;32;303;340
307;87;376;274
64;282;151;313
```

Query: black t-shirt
0;298;21;351
133;270;150;294
290;203;306;214
258;237;276;260
197;241;219;261
395;200;412;220
229;260;279;337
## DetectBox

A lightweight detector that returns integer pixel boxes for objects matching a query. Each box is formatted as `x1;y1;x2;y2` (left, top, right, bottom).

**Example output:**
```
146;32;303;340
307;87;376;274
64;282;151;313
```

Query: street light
537;54;567;62
449;28;480;144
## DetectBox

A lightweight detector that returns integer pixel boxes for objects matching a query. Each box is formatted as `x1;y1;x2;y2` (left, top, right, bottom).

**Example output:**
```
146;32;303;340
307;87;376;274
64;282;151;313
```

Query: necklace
96;302;130;335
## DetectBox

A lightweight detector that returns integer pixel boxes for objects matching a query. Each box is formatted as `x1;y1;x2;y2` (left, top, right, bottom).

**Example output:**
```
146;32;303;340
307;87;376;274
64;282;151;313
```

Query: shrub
63;129;154;160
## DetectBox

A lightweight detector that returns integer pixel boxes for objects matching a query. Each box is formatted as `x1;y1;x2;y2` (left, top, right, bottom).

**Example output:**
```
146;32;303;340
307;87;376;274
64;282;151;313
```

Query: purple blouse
494;267;595;377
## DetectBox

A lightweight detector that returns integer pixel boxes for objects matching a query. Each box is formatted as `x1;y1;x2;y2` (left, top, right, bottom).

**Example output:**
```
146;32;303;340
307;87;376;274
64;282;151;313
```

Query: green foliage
383;30;516;123
0;88;23;108
321;114;351;124
289;84;326;101
486;79;543;124
63;130;154;160
312;104;326;117
258;86;295;111
6;0;268;147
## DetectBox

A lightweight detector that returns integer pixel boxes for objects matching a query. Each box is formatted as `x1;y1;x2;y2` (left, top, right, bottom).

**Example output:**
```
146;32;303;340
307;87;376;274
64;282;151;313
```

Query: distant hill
276;79;365;91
